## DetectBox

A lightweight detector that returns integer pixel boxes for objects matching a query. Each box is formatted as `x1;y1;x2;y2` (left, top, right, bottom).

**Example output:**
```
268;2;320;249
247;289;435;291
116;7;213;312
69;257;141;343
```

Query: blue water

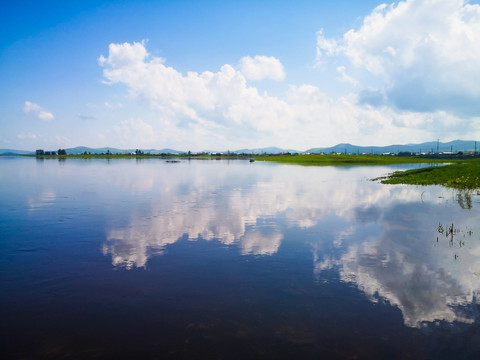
1;157;479;359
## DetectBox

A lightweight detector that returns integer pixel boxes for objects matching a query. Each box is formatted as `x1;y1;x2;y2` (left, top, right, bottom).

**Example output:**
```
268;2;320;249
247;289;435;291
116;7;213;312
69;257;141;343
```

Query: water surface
1;157;480;359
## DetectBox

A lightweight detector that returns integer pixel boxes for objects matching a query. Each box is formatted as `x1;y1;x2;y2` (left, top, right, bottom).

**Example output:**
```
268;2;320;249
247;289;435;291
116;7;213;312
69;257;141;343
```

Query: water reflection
315;196;480;328
28;190;56;211
456;188;480;209
102;163;422;267
100;161;480;329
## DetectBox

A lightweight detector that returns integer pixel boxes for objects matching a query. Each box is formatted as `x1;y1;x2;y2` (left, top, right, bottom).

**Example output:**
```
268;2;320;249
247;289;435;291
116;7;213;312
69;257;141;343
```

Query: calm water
1;157;480;359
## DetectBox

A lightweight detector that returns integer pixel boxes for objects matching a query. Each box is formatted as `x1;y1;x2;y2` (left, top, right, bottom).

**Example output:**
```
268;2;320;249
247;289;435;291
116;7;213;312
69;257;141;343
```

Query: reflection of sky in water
1;157;479;335
103;162;425;266
96;159;480;328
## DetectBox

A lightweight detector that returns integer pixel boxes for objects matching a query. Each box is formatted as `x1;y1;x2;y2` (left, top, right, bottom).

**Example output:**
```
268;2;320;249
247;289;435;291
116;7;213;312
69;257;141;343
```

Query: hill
1;140;477;156
233;146;299;154
305;140;477;154
0;149;35;155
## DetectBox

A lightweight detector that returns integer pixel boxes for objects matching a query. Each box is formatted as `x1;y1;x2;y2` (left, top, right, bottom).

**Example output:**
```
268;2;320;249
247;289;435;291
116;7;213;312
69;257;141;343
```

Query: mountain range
304;140;478;154
0;140;477;155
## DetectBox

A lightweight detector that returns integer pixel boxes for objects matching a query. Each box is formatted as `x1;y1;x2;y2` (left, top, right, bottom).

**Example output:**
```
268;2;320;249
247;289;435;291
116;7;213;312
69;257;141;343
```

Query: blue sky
1;0;479;151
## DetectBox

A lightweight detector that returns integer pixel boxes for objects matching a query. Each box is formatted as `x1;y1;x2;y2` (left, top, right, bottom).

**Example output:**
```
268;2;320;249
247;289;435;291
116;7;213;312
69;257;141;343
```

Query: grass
254;154;458;166
256;154;480;189
380;159;480;189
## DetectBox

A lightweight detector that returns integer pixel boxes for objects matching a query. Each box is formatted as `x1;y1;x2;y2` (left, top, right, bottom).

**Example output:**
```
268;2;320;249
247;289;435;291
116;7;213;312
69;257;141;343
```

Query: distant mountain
2;140;477;156
142;148;185;154
305;140;478;154
233;146;300;154
0;149;34;155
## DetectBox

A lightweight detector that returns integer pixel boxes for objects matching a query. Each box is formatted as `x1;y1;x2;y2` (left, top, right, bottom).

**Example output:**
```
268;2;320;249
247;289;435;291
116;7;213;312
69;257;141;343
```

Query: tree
58;149;67;155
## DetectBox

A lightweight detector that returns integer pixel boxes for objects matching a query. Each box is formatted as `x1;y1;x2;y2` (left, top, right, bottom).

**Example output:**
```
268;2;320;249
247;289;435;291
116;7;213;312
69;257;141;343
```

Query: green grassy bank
256;154;479;189
380;160;480;189
255;154;457;166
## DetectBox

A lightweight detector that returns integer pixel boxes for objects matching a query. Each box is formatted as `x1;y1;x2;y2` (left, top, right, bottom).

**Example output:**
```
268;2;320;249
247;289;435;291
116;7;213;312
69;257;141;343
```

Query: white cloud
99;42;293;145
99;41;479;150
336;65;358;86
98;40;151;69
315;29;340;64
55;135;71;145
104;102;122;109
17;132;37;140
113;117;155;145
317;0;480;115
23;101;54;121
238;55;286;81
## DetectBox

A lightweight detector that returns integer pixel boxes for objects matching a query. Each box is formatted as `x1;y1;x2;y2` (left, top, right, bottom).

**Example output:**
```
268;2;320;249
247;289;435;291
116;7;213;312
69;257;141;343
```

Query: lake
1;157;480;359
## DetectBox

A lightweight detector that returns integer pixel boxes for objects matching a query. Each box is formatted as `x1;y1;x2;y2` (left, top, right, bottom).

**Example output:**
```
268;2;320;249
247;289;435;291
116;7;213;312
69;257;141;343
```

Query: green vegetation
29;152;466;166
255;154;457;166
380;159;480;189
256;154;479;189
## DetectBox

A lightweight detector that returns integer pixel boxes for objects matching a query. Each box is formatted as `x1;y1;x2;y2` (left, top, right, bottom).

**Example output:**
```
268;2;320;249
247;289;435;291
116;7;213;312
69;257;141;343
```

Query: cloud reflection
103;163;418;268
27;190;56;211
101;161;480;328
315;198;480;328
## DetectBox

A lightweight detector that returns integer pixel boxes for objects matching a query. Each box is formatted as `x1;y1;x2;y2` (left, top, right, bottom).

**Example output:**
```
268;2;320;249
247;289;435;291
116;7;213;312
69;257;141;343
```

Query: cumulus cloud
317;0;480;115
99;41;479;149
238;55;286;81
99;42;293;144
23;101;54;121
98;40;150;69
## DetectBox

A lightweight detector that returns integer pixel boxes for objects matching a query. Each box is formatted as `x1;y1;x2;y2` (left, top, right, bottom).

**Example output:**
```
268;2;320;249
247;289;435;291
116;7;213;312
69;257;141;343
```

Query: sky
1;0;479;152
